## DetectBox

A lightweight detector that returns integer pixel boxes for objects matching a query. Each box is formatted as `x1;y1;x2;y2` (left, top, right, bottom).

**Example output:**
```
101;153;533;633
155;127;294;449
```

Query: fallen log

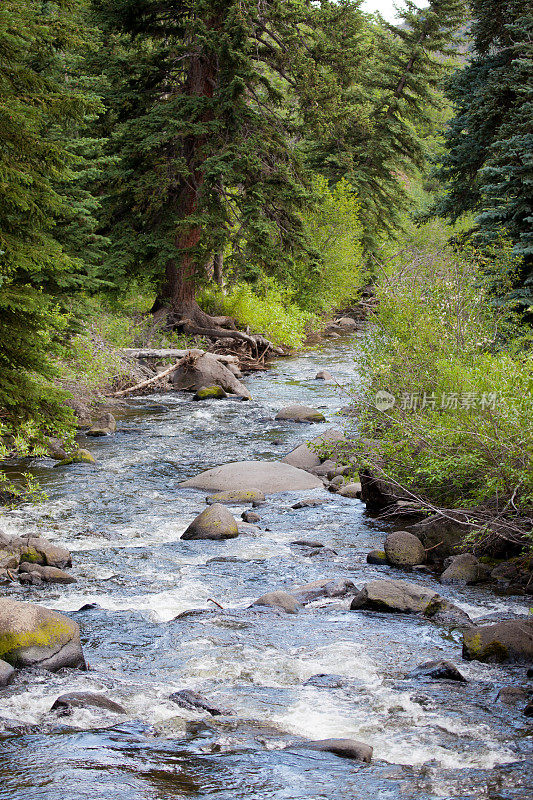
113;359;183;397
121;348;240;364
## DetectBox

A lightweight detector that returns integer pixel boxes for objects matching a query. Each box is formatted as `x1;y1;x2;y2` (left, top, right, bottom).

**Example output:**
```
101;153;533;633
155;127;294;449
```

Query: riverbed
0;338;531;800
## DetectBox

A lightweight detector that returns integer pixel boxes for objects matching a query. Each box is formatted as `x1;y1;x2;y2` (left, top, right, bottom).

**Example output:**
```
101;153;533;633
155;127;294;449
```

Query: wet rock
294;578;355;604
299;737;372;762
172;350;250;398
350;579;471;628
18;564;76;584
441;553;491;585
51;692;127;715
282;443;321;471
408;514;468;562
462;619;533;663
315;370;334;381
206;489;265;505
252;591;300;614
20;537;72;569
328;475;344;488
304;673;345;689
291;539;325;548
366;550;388;565
496;686;531;705
336;317;358;331
46;437;67;460
384;531;425;568
193;386;228;400
359;469;408;511
338;482;362;498
181;461;322;492
169;689;234;716
241;510;260;523
275;405;326;423
407;660;466;682
181;504;238;540
0;659;15;686
313;460;338;476
0;598;85;671
86;412;117;436
55;449;96;467
291;499;324;510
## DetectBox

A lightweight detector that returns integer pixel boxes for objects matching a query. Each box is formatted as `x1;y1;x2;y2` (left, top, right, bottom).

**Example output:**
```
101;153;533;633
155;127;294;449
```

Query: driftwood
122;348;240;364
113;359;183;397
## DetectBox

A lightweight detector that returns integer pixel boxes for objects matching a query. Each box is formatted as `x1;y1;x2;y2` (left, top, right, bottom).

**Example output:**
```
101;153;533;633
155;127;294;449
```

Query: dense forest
0;0;532;514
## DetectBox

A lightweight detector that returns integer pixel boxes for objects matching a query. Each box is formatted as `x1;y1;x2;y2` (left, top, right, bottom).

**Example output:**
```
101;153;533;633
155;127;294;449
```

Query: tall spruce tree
93;0;367;335
0;0;101;424
306;0;467;254
435;0;533;306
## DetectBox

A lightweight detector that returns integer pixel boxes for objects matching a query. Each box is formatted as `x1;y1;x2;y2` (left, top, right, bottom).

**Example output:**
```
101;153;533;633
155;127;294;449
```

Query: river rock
169;689;234;716
193;386;227;400
408;514;468;561
181;461;322;492
51;692;126;714
172;350;250;398
46;437;67;460
366;550;388;565
313;459;338;476
282;443;321;471
18;563;76;584
293;578;356;604
86;412;116;436
252;591;300;614
206;489;266;505
440;553;490;585
20;537;72;569
407;660;466;682
275;405;326;423
384;531;425;568
315;370;334;381
336;317;358;331
291;499;324;509
0;599;85;670
349;578;471;627
0;659;15;686
462;619;533;663
55;449;96;467
338;482;362;498
181;504;238;540
301;737;372;762
241;510;260;523
304;673;345;689
496;686;531;705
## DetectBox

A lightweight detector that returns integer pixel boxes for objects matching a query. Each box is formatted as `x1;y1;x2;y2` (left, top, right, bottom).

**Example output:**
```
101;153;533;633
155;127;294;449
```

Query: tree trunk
213;251;224;288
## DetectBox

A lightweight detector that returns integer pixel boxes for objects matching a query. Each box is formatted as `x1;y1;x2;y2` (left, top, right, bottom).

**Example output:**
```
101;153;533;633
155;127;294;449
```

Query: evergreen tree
0;0;101;424
306;0;466;254
93;0;365;333
435;1;533;306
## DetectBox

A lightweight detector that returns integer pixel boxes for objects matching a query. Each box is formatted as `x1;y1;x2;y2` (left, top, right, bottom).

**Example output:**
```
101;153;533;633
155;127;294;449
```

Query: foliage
200;280;314;348
435;0;533;307
353;220;533;510
0;0;103;430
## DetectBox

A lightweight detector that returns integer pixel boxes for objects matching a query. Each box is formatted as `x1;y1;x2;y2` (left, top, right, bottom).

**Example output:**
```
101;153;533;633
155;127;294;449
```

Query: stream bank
0;335;531;800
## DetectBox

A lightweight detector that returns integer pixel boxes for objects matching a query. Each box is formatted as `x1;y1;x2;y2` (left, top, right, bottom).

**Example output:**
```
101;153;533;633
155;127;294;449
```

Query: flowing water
0;338;531;800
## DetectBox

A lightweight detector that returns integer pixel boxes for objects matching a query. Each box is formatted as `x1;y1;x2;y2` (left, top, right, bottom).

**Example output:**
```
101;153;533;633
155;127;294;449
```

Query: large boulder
462;619;533;663
0;659;15;686
350;579;471;627
338;482;362;499
282;428;344;471
206;489;265;505
407;660;466;682
384;531;425;568
275;405;326;423
408;514;468;561
440;553;490;585
359;468;409;511
19;537;72;570
86;412;116;437
55;449;96;467
0;599;85;670
172;350;250;398
193;386;227;400
181;504;238;540
252;591;301;614
181;461;322;492
18;563;76;584
336;317;358;331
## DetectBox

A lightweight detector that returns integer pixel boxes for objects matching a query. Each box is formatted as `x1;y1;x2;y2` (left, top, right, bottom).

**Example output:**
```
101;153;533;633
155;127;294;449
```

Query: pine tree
93;0;363;336
435;1;533;306
0;0;101;424
306;0;467;254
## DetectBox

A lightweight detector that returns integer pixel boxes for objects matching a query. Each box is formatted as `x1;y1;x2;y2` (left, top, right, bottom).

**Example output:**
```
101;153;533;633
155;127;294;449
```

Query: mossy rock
181;504;238;540
462;620;533;663
0;599;85;670
193;386;227;400
366;550;388;565
206;488;266;505
55;449;96;467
